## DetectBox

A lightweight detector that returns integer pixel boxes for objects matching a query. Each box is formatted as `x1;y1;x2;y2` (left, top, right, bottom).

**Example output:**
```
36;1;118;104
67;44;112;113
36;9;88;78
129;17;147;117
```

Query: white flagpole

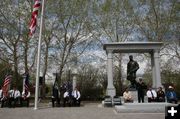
34;0;45;110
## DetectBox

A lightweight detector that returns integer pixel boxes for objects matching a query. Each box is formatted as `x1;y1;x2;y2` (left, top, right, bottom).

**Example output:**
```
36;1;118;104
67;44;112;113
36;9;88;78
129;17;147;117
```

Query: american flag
29;0;41;36
24;73;30;92
2;75;12;97
53;73;59;89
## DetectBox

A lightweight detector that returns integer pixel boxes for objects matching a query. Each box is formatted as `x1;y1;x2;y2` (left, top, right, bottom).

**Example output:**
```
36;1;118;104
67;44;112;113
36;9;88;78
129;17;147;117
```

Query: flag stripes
3;75;12;87
2;75;12;97
29;0;41;36
24;73;30;91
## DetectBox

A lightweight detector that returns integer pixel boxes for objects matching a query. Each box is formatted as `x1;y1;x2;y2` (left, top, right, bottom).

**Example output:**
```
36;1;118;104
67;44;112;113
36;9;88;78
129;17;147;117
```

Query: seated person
72;87;81;106
146;87;157;102
166;86;178;104
123;88;133;103
1;86;9;108
63;89;70;107
51;85;60;107
1;93;9;108
156;87;165;102
9;86;21;107
20;89;30;107
0;86;2;101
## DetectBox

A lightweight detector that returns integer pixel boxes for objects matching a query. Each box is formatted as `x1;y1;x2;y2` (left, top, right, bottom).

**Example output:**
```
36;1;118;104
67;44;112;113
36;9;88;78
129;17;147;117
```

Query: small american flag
2;75;12;97
24;73;30;92
29;0;41;36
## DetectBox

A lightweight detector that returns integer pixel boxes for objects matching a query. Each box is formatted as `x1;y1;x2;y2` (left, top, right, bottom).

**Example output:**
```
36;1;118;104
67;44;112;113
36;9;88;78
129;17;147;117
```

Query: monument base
106;88;116;98
115;103;178;113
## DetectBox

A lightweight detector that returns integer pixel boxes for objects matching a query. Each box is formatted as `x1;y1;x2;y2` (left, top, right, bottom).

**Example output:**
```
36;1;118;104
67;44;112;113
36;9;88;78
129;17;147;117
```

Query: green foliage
77;64;105;100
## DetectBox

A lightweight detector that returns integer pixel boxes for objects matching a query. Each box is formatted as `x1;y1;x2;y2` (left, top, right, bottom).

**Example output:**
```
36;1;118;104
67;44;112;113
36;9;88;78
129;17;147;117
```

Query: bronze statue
127;55;139;88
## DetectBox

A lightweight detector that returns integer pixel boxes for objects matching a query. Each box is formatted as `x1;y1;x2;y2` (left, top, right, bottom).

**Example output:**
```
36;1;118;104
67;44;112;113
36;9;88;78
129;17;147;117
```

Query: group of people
52;86;81;107
123;78;147;103
146;85;178;103
123;78;178;104
0;86;30;108
124;55;178;104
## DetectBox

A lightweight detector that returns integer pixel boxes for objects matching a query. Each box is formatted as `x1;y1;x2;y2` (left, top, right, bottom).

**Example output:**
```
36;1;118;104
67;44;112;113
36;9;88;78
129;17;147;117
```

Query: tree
89;0;135;95
131;0;179;42
47;0;94;85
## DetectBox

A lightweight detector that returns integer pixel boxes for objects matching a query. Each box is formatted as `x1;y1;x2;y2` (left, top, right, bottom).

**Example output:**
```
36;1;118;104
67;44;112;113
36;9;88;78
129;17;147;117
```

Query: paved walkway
0;103;164;119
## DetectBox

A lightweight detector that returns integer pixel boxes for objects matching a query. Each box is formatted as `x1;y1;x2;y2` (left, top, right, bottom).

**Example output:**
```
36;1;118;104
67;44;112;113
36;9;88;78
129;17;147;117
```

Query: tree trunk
13;44;19;86
41;45;49;98
24;40;29;73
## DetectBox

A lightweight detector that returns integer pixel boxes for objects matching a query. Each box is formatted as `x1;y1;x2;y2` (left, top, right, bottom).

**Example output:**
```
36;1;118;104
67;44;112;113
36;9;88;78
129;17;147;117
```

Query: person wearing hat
166;86;178;104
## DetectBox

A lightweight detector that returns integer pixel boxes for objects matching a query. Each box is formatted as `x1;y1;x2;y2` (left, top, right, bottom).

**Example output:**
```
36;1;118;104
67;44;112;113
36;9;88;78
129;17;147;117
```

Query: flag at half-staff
29;0;41;36
2;75;12;99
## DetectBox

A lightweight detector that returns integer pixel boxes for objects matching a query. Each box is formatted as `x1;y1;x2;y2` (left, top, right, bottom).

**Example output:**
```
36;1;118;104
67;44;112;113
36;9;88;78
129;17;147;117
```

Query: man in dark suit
136;78;147;103
51;85;60;107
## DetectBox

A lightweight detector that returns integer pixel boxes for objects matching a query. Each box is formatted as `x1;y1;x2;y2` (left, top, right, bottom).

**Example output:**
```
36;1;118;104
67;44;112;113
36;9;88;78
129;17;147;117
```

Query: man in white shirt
0;86;2;100
9;86;21;107
72;87;81;106
63;89;70;107
146;87;157;102
20;90;31;107
0;86;9;108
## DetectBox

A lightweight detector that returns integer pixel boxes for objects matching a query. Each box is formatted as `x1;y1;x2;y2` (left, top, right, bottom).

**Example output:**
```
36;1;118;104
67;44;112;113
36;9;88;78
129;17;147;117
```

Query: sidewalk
0;103;164;119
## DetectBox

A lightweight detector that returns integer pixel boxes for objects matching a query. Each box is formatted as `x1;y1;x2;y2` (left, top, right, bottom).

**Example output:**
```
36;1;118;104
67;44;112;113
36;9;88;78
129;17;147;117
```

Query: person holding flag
20;73;31;107
51;74;60;107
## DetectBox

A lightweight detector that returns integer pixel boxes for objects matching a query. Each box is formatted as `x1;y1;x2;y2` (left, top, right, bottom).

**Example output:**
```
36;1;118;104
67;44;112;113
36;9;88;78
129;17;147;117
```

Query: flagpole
34;0;45;110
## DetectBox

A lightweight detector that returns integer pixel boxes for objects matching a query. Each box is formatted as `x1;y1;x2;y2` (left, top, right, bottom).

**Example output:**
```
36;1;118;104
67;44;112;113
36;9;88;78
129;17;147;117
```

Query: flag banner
2;75;12;97
53;73;59;89
29;0;41;36
23;73;30;92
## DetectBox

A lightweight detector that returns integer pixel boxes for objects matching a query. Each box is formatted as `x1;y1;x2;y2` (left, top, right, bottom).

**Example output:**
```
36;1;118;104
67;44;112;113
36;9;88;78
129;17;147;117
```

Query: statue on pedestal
127;55;139;88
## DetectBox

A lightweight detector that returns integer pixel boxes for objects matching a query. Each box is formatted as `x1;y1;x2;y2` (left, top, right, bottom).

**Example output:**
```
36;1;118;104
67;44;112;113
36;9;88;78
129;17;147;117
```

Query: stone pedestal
130;90;138;103
128;89;148;103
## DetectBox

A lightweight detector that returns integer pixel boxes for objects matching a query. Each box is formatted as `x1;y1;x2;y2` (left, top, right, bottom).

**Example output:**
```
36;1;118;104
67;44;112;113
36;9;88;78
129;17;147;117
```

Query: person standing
72;87;81;106
136;78;147;103
51;85;60;107
146;87;157;102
